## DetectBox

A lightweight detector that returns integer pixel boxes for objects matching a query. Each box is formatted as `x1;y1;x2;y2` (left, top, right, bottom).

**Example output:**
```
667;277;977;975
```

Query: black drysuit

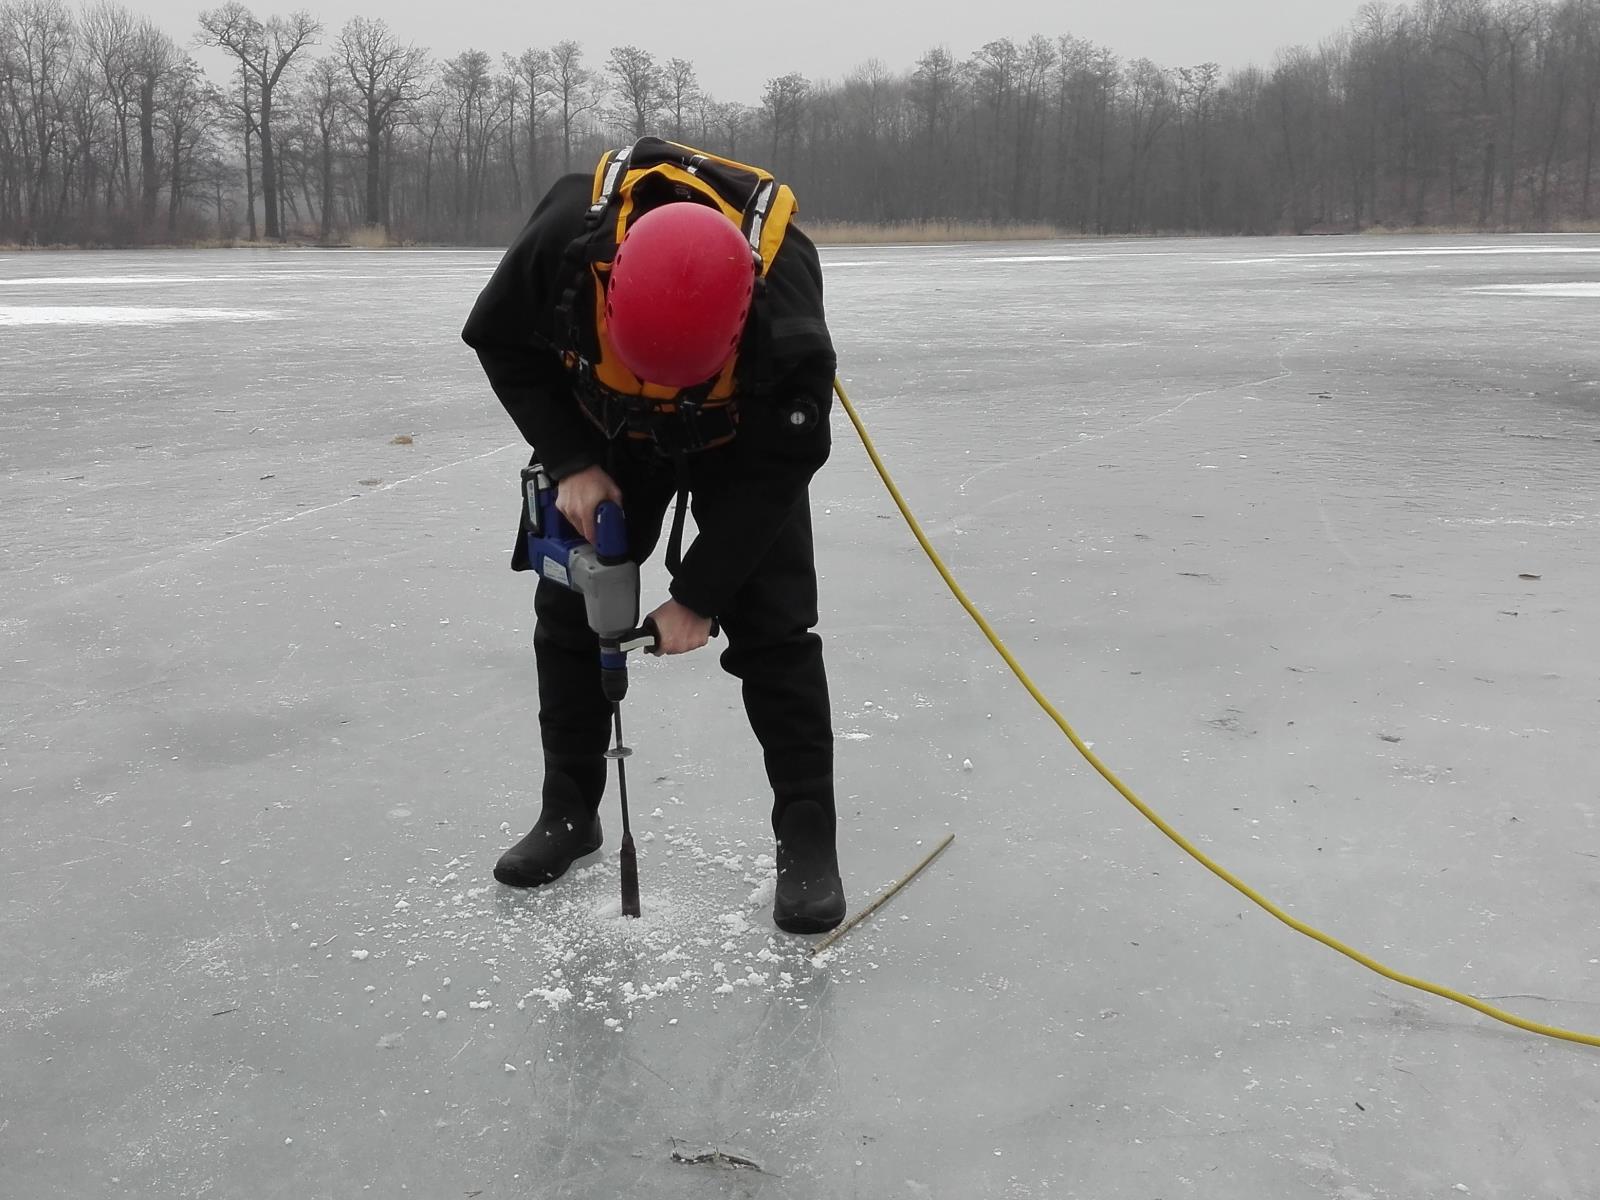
461;172;838;814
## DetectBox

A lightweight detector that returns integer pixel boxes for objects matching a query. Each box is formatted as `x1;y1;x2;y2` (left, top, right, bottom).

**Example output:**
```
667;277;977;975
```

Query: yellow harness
557;138;799;452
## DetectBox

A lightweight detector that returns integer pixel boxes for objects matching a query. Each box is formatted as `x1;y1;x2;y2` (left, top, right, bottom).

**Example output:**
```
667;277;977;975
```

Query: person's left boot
494;756;605;888
772;794;846;934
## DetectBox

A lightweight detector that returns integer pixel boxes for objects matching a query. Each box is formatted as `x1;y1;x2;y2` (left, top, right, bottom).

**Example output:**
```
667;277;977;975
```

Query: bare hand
646;599;713;655
555;465;622;544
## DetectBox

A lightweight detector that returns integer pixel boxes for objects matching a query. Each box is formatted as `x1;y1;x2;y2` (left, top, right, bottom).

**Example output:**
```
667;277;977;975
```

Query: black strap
575;383;738;454
555;147;632;359
664;453;691;575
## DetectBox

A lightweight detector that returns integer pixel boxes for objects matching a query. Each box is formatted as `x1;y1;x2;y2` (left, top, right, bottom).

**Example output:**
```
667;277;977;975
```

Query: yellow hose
834;377;1600;1049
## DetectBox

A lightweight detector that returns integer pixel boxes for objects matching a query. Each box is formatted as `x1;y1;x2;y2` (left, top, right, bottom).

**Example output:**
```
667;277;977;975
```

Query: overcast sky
167;0;1367;103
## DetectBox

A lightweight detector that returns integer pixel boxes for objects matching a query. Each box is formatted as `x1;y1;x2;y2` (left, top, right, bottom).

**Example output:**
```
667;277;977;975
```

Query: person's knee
718;623;821;679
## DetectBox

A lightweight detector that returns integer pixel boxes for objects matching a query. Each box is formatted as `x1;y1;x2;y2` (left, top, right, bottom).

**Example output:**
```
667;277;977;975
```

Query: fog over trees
3;0;1599;244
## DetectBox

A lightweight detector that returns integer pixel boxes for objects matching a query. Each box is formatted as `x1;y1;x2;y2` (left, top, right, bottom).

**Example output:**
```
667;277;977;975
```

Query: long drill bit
610;702;641;917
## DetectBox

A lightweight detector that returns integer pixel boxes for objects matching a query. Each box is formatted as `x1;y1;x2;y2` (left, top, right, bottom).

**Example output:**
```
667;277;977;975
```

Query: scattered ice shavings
746;877;776;907
962;759;974;772
377;826;834;1023
350;950;369;961
434;1011;447;1021
503;1063;517;1073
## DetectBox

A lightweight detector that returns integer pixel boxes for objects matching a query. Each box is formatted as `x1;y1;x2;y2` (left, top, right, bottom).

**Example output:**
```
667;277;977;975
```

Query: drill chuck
600;645;629;703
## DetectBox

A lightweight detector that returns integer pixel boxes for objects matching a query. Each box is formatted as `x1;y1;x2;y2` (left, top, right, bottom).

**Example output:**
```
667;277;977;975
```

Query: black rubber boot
494;757;605;888
772;796;846;934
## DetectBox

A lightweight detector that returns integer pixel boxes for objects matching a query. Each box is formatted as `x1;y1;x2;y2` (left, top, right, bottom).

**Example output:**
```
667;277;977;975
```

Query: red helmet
605;202;756;388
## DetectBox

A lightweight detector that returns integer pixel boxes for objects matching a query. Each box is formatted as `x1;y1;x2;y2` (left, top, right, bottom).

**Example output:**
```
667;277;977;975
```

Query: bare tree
762;71;808;173
159;54;220;236
197;2;321;239
662;56;698;140
300;54;346;239
337;16;426;231
606;44;661;139
129;20;177;230
440;47;507;238
80;1;136;212
222;54;259;239
910;47;959;217
507;47;549;205
709;99;752;157
545;39;596;171
1578;0;1600;216
3;0;76;232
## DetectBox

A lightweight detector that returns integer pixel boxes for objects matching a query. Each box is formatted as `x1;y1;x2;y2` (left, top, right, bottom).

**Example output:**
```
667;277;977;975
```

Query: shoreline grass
804;220;1065;245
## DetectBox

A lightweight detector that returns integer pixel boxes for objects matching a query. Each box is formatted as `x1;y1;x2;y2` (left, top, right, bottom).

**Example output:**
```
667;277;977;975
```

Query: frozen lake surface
4;235;1600;1197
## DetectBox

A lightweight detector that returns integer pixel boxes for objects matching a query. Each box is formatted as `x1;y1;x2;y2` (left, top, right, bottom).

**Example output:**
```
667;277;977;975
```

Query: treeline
3;0;1599;246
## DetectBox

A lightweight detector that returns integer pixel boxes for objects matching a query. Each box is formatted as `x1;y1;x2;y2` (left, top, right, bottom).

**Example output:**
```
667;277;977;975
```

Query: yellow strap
834;376;1600;1050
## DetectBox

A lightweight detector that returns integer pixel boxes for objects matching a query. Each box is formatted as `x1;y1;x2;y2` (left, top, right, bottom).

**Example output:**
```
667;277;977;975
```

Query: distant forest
2;0;1599;246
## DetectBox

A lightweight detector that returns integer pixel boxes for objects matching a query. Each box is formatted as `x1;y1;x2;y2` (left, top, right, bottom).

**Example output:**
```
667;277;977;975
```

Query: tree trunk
168;143;181;238
1478;138;1496;227
237;63;257;241
1502;45;1520;228
1582;91;1598;219
1536;74;1569;226
260;88;279;240
320;133;334;242
138;78;159;233
382;125;395;234
243;120;257;240
365;108;382;225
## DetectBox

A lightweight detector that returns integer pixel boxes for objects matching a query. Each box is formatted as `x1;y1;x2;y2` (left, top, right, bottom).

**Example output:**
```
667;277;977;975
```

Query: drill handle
620;617;660;656
618;615;722;657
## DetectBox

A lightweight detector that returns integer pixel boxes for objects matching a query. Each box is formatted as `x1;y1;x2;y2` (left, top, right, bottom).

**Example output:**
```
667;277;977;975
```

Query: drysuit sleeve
461;174;600;483
668;226;838;619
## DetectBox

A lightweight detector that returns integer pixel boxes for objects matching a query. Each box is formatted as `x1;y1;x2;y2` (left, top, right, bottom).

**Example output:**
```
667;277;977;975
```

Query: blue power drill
521;464;658;702
521;463;657;917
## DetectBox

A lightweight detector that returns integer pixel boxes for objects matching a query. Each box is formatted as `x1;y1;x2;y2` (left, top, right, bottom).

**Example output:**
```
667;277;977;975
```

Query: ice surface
0;305;266;326
3;238;1600;1196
